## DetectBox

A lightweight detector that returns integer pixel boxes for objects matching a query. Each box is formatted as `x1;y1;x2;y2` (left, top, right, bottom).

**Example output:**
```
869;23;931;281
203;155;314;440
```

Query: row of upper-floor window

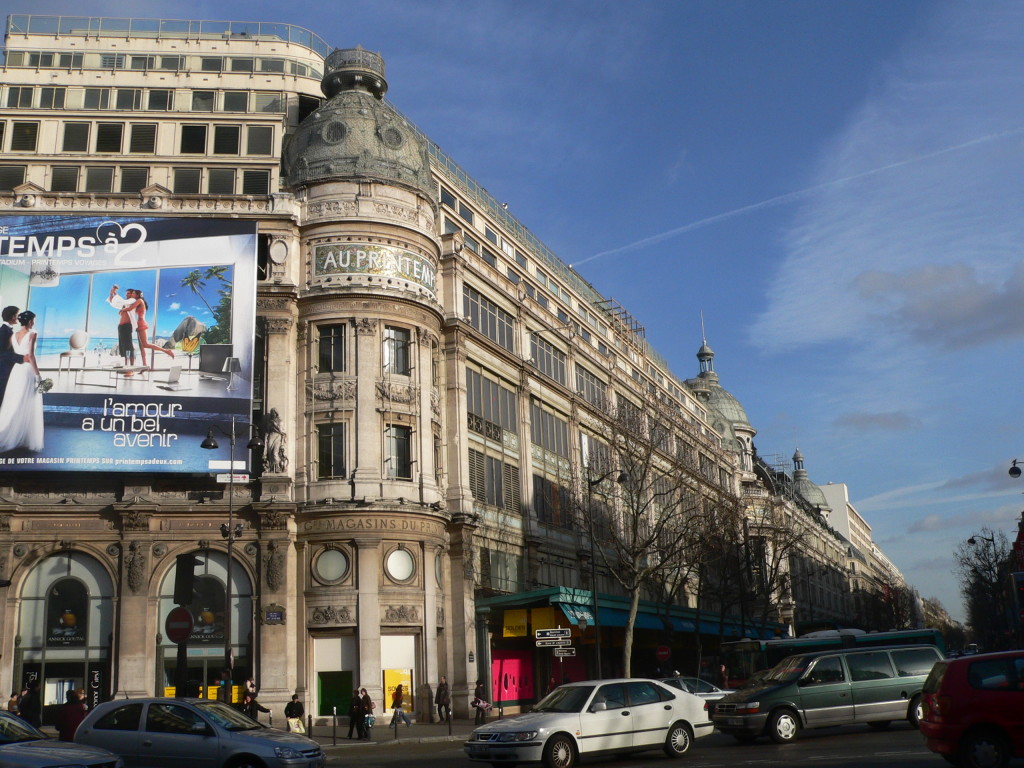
315;422;415;481
0;163;271;196
3;49;323;78
3;84;287;113
316;323;417;378
0;120;275;156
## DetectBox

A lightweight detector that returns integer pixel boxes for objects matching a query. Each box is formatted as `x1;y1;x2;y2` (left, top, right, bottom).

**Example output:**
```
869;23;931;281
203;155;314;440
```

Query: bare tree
574;395;738;677
954;527;1013;650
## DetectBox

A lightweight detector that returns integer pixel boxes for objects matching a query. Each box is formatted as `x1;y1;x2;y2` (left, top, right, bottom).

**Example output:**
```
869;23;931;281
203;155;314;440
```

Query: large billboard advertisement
0;215;257;473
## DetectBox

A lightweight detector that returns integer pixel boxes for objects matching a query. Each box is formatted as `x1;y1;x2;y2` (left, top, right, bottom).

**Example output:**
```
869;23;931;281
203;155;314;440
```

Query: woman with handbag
390;684;411;727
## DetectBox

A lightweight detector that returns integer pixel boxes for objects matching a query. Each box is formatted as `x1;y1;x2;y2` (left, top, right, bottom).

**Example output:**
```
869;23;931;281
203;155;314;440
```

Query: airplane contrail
570;127;1024;268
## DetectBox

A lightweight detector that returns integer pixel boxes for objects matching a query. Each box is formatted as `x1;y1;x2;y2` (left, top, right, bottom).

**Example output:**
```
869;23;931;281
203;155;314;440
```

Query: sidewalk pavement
308;716;484;752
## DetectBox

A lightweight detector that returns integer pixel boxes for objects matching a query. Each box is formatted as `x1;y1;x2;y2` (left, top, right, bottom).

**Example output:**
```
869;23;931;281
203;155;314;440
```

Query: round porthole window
313;548;349;585
386;548;415;582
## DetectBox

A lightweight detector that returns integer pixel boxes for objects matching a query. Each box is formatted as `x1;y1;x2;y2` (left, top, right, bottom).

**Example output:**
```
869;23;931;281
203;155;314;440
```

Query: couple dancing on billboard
106;284;175;370
0;305;44;452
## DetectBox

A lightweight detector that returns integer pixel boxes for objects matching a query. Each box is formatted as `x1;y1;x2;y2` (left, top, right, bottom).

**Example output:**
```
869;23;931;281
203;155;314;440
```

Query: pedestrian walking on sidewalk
390;684;411;727
435;676;451;722
473;680;488;725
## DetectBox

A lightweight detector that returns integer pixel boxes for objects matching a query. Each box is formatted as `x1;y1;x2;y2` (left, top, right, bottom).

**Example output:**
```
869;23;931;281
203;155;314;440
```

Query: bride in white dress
0;310;44;452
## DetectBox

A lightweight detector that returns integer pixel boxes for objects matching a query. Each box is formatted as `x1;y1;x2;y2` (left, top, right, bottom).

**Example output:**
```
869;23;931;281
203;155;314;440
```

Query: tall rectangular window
213;125;240;154
50;166;79;192
180;125;207;154
10;123;39;152
83;88;110;109
0;166;26;191
533;474;572;528
63;124;89;152
6;87;32;108
241;170;270;195
191;91;215;112
172;168;201;194
115;89;142;110
317;324;346;372
222;92;248;112
246;125;273;155
465;368;518;437
129;124;157;153
207;169;235;194
530;334;566;385
39;87;65;109
84;167;114;193
463;285;514;351
382;326;411;375
317;423;346;480
147;90;173;110
385;425;412;480
94;123;124;153
576;365;607;409
468;448;521;512
119;168;148;194
530;402;569;458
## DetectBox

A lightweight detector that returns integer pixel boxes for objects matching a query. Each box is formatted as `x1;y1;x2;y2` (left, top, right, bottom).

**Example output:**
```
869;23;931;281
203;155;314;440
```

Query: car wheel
224;757;267;768
767;709;800;744
868;720;892;730
907;695;923;728
960;729;1011;768
663;721;693;758
543;734;576;768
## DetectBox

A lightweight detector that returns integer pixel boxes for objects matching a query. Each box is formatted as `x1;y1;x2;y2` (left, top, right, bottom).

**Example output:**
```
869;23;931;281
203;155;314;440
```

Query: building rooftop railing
5;15;331;58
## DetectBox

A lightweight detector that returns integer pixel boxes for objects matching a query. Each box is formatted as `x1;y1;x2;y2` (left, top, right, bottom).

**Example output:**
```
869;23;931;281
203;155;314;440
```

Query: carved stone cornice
264;318;293;334
354;318;377;336
257;297;292;312
257;508;291;531
309;379;356;404
383;605;420;623
120;511;153;532
376;380;419;404
310;604;354;625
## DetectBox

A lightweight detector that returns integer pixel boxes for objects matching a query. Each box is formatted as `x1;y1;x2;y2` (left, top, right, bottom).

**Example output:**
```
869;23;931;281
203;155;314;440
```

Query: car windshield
194;700;263;730
0;712;46;744
532;685;595;713
763;655;809;683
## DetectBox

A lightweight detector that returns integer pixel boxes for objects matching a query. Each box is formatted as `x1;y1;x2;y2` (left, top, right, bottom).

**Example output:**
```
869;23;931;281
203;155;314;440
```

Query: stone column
254;527;294;720
115;526;155;698
259;312;295;500
355;537;382;703
353;319;382;498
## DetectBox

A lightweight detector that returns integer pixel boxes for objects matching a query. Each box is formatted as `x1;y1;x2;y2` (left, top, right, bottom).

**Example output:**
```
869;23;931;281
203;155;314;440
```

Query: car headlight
498;730;538;742
274;746;303;759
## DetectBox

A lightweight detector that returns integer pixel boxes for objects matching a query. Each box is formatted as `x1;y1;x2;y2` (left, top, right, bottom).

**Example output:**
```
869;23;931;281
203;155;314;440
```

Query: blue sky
24;0;1024;622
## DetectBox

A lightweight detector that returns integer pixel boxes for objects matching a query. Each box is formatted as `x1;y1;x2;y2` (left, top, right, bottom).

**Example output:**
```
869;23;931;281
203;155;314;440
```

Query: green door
318;670;353;717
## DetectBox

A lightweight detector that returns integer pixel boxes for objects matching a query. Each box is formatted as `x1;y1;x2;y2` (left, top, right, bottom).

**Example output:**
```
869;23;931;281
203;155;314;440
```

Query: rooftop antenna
700;310;707;344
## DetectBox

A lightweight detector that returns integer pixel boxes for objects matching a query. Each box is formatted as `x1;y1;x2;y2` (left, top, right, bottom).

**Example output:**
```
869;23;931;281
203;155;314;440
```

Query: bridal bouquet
36;377;53;394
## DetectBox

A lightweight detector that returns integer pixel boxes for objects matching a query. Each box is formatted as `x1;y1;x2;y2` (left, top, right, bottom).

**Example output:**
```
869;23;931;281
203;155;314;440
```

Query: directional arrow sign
536;638;572;647
535;628;572;639
553;647;576;657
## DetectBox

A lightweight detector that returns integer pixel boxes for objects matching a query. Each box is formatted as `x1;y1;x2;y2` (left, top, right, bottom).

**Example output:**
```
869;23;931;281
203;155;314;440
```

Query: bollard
332;706;337;746
269;711;273;728
306;713;312;736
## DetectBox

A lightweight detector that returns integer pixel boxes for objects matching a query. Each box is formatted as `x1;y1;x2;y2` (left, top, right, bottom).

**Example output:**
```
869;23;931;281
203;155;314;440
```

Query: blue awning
556;603;594;626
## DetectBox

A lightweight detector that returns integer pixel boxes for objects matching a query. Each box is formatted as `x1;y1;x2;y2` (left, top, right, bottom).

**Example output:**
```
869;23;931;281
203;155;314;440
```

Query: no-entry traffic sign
165;606;194;644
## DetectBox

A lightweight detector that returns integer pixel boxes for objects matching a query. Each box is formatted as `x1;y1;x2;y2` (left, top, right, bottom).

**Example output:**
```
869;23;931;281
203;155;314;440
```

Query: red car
919;649;1024;768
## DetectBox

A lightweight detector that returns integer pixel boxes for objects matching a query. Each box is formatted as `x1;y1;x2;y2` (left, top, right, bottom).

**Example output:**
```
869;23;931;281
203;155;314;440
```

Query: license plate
470;747;490;757
728;718;744;726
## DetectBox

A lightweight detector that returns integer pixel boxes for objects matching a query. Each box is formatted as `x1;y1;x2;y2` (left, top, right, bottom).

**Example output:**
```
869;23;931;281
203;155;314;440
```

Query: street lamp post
585;470;627;680
201;416;263;672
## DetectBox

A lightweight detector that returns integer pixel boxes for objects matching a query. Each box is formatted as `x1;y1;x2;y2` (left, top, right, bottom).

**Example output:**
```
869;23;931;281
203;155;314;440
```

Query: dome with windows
283;47;435;200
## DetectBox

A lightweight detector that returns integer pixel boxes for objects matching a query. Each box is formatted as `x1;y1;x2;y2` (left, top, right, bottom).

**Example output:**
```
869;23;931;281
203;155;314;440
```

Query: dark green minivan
712;645;943;743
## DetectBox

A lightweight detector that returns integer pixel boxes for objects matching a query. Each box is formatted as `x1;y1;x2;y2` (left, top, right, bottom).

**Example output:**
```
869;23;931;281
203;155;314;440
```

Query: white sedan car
464;678;712;768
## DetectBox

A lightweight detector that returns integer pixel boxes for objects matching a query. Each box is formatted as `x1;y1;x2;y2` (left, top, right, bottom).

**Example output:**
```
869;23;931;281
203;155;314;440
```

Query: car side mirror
797;677;811;687
590;701;607;712
191;722;212;735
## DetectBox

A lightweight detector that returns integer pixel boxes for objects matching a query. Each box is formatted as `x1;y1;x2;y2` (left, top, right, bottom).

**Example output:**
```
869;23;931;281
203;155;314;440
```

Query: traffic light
173;554;202;606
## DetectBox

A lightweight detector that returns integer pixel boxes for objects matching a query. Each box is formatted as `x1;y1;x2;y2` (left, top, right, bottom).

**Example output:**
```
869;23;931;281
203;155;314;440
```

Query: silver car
464;678;713;768
660;677;734;700
0;709;122;768
75;697;324;768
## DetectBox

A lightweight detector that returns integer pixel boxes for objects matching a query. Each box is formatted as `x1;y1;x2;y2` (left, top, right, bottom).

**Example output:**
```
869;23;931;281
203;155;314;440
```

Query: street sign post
165;606;194;644
553;647;576;657
536;638;572;647
535;628;572;639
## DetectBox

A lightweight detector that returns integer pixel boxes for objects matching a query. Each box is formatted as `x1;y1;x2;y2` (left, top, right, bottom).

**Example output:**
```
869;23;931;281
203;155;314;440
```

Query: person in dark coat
434;676;451;722
359;688;374;738
18;681;41;727
284;693;305;733
390;684;411;727
347;688;365;739
473;680;487;725
56;689;87;741
239;692;270;721
0;306;26;410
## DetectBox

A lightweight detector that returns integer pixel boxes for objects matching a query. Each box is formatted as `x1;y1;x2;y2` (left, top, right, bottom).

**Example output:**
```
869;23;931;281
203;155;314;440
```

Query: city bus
720;628;945;688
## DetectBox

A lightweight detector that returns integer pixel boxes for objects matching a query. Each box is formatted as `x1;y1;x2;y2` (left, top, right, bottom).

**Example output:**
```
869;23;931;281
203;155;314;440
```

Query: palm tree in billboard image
157;266;233;356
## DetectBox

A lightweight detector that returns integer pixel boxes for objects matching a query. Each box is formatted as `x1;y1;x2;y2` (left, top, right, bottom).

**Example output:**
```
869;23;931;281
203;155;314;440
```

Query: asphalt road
322;722;957;768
